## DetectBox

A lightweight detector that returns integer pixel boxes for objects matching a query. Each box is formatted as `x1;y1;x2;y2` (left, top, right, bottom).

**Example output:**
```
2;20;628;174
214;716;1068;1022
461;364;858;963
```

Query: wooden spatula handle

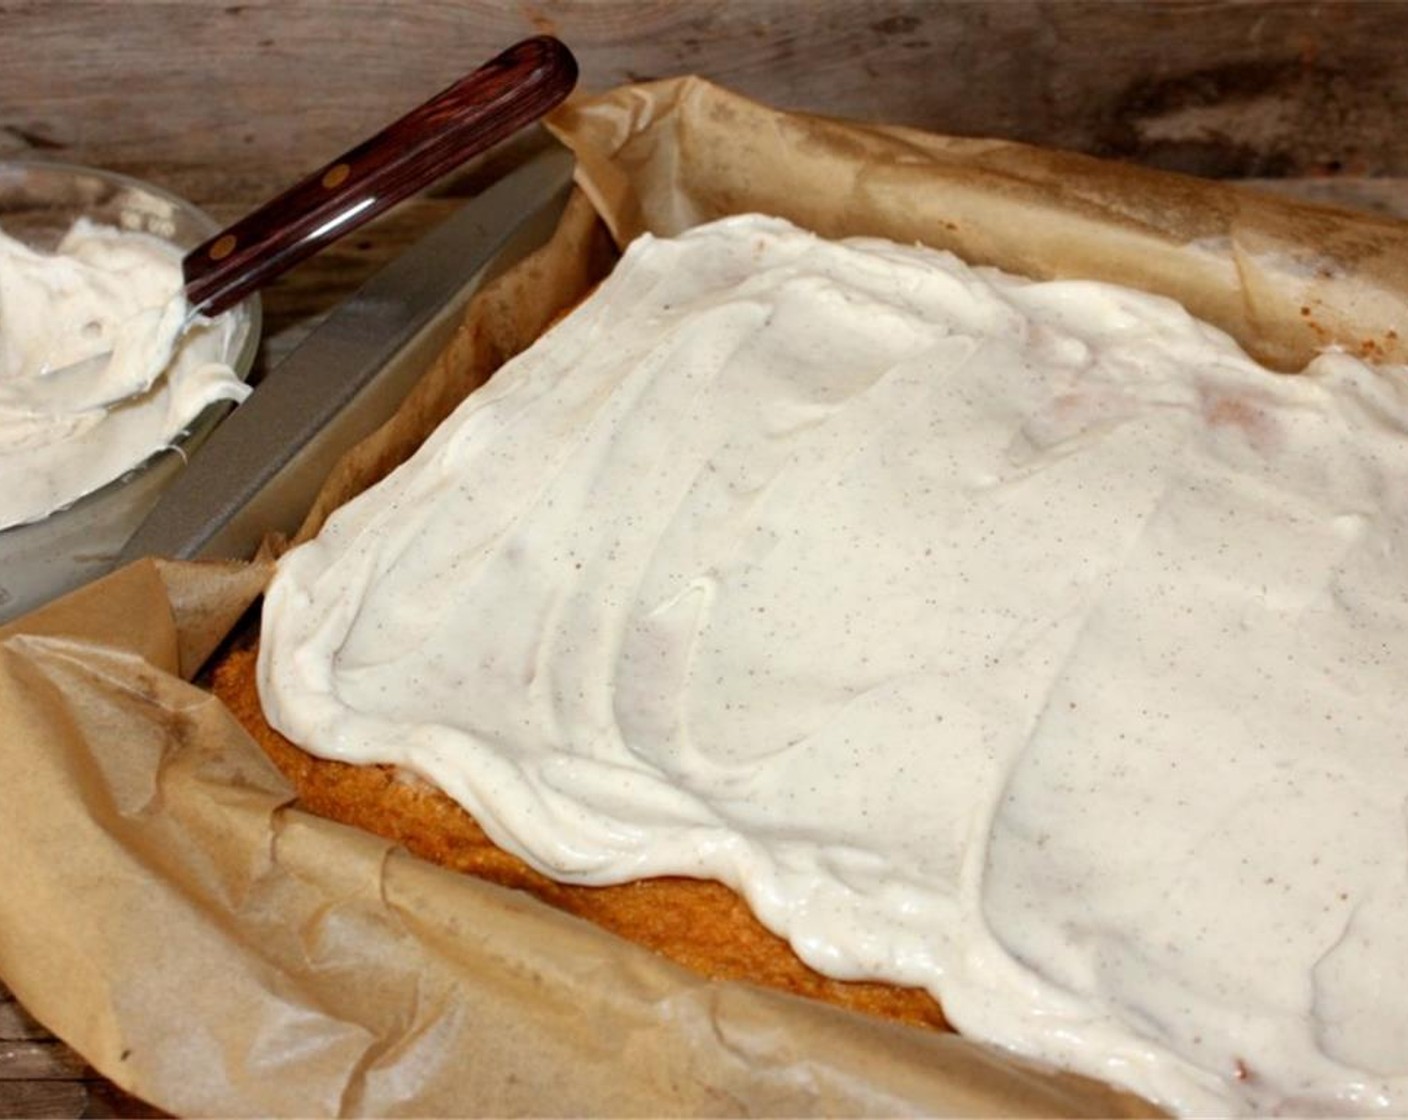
182;36;578;316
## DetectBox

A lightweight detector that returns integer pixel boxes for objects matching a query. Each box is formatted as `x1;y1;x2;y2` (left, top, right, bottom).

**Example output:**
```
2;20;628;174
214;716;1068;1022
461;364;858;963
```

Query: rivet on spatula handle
183;35;578;317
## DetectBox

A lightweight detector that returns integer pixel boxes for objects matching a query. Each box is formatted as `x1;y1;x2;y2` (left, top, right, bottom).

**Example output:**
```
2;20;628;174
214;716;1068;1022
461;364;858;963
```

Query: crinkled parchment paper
5;76;1408;1117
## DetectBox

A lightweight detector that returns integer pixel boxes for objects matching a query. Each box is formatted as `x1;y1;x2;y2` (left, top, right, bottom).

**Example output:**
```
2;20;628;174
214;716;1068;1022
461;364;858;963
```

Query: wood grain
5;0;1408;216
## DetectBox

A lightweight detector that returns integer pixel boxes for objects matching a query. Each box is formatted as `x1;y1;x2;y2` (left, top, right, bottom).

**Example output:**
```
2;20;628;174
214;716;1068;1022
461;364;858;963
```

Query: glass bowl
0;160;261;624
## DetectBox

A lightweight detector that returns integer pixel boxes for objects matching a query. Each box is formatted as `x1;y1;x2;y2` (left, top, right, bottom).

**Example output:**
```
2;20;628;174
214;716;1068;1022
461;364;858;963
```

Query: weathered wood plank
0;1079;89;1120
76;1079;167;1119
0;1076;166;1119
0;1040;89;1081
4;0;1408;223
0;994;52;1044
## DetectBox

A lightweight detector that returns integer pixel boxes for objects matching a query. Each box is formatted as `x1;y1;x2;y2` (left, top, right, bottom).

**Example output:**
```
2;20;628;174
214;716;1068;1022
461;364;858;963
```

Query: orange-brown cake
211;636;947;1031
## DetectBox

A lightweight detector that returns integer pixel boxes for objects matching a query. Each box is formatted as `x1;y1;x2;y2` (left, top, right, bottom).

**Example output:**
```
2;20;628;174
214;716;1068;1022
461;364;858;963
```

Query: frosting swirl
260;215;1408;1115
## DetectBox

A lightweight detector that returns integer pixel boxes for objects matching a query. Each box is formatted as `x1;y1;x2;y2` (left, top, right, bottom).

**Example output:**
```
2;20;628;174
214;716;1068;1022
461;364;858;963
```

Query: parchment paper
547;76;1408;373
4;76;1407;1117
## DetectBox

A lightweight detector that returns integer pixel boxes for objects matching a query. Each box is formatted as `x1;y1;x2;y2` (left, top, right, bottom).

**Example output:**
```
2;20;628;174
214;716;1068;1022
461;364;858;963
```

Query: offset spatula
32;35;577;413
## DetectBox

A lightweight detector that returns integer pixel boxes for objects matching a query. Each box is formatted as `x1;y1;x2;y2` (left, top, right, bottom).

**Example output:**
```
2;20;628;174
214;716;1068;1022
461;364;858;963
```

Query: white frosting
0;218;249;529
258;214;1408;1115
